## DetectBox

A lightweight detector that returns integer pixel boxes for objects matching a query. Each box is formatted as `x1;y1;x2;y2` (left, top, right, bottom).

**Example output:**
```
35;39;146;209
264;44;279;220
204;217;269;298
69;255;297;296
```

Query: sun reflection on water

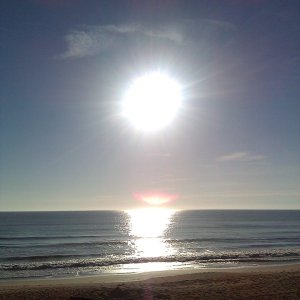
126;208;176;258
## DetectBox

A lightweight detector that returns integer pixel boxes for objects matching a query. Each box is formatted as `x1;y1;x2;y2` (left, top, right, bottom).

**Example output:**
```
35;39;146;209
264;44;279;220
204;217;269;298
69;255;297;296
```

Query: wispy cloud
61;24;183;59
60;18;237;59
218;151;266;162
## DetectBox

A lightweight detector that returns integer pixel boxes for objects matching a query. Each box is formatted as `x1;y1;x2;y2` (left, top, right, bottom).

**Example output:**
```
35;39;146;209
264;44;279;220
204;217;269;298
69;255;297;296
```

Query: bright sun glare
127;208;176;258
122;72;182;132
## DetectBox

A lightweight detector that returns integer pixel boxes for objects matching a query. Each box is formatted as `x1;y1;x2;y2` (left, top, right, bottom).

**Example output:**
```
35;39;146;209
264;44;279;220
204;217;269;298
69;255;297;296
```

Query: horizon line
0;208;299;213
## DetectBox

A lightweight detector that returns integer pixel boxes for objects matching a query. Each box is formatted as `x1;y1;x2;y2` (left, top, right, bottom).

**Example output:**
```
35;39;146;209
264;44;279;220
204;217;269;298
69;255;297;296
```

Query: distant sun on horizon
122;72;182;132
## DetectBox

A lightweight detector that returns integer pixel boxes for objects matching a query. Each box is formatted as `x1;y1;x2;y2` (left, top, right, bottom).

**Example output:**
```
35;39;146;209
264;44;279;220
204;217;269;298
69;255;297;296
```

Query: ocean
0;210;299;280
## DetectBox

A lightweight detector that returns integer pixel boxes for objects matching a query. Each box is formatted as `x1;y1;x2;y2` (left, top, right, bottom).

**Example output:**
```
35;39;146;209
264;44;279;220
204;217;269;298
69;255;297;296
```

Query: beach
1;211;299;299
2;0;300;296
1;264;300;299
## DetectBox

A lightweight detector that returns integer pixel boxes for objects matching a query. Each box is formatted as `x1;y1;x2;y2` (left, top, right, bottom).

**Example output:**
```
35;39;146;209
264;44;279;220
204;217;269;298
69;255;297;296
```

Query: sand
0;264;300;299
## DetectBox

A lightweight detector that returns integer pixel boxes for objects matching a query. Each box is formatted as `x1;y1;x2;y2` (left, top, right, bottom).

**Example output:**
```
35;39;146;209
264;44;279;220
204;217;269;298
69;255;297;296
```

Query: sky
0;0;299;211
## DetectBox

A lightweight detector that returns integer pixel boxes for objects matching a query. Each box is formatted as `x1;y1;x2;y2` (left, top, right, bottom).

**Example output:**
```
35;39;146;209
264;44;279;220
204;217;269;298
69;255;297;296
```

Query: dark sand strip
1;264;300;299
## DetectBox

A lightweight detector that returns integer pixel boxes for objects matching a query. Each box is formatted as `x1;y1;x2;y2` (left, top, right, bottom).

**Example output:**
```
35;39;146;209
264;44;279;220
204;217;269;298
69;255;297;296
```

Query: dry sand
0;264;300;299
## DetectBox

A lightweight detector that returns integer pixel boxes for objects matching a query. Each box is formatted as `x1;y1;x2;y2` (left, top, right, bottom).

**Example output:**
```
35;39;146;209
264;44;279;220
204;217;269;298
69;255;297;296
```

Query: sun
122;72;182;132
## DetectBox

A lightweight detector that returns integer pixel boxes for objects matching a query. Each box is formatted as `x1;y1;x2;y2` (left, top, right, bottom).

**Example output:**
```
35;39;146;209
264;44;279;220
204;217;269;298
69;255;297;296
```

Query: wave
1;236;298;241
1;253;104;262
0;240;130;248
2;251;300;271
167;237;300;244
1;236;299;247
2;248;300;263
0;235;122;241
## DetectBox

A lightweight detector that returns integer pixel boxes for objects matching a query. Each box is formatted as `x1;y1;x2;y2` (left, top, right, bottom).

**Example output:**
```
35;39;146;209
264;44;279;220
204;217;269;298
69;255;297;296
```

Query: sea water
0;210;299;280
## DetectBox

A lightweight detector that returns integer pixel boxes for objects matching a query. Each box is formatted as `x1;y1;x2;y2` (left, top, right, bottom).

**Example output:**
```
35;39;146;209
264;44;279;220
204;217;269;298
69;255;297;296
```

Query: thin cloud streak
185;191;300;199
218;151;266;162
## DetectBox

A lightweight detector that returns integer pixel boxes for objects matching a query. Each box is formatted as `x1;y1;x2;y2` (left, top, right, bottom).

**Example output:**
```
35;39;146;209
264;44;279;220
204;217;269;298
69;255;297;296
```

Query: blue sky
0;0;299;210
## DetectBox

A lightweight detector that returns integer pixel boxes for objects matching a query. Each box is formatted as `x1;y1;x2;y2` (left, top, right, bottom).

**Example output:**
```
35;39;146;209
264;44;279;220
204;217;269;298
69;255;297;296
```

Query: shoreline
1;262;300;286
1;263;300;299
0;262;300;288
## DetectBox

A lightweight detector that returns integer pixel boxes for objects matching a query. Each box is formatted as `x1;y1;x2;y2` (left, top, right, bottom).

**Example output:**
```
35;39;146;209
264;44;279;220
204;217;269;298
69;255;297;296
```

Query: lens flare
134;193;177;206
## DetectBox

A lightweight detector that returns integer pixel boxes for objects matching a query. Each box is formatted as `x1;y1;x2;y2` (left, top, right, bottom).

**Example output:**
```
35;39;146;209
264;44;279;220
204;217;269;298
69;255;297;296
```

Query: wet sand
0;264;300;299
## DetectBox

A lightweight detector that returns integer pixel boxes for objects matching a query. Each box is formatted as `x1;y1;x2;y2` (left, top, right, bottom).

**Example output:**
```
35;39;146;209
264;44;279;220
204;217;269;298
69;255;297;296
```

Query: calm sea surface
0;210;299;280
